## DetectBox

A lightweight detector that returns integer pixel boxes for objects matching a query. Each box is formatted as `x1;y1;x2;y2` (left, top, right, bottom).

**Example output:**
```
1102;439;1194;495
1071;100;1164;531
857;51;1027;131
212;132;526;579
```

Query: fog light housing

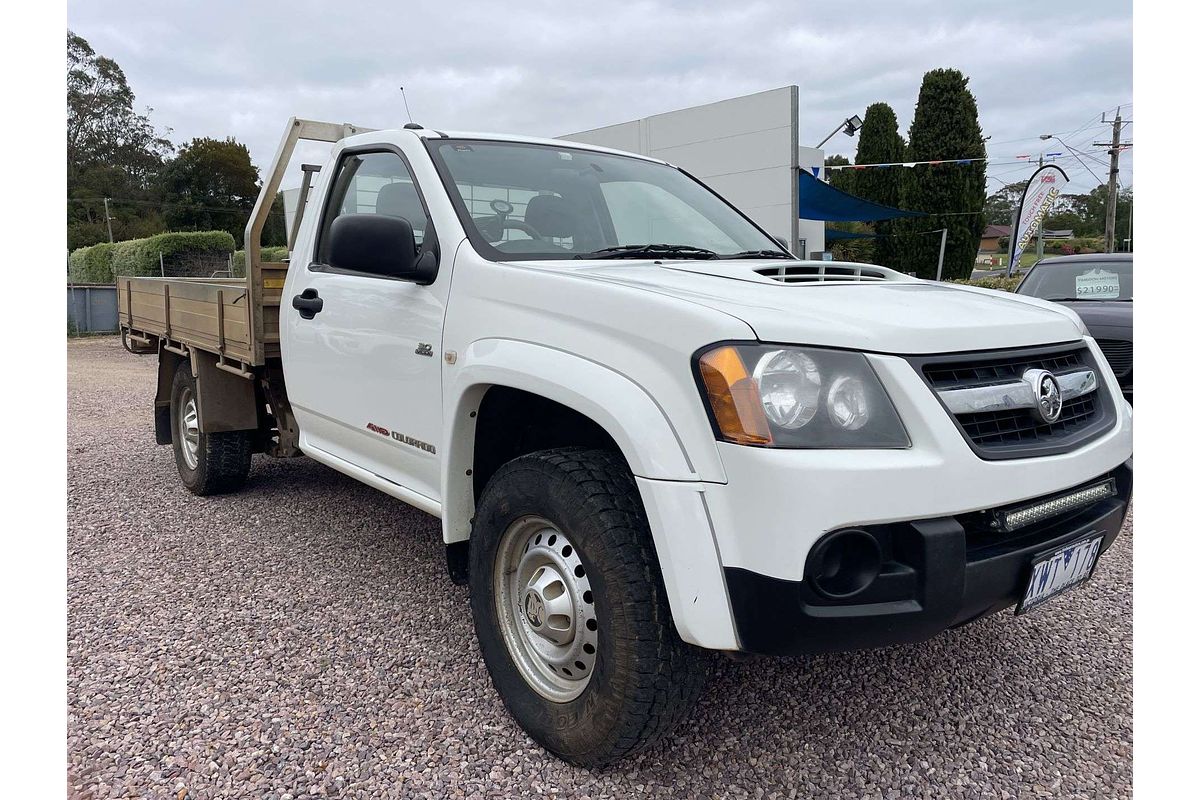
806;528;882;600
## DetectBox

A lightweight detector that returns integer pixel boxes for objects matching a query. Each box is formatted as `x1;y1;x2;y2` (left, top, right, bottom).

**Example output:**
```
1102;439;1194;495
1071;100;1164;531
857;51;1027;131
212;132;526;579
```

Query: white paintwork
283;132;448;501
703;339;1132;583
490;259;1087;354
274;124;1133;652
304;440;442;518
634;476;739;649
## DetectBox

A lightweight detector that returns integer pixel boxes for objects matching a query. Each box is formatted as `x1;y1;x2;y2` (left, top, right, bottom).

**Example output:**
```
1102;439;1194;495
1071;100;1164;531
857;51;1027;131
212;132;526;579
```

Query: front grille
957;393;1097;447
925;349;1084;390
913;343;1116;460
1096;339;1132;378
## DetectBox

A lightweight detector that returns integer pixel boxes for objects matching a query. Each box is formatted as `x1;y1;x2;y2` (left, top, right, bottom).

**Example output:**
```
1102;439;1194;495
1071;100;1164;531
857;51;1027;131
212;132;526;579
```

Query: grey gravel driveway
68;336;1132;799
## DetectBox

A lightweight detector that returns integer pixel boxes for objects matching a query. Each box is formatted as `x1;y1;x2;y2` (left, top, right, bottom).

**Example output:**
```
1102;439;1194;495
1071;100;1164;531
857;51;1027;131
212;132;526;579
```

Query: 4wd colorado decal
366;422;437;454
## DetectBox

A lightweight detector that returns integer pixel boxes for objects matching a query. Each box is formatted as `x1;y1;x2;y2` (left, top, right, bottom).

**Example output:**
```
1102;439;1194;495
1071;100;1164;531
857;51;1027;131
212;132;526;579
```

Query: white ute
120;118;1133;766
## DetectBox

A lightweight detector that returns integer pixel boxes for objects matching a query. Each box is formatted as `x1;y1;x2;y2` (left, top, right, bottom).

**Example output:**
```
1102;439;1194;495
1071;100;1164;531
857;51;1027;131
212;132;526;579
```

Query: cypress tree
823;154;855;193
897;69;987;279
852;103;907;269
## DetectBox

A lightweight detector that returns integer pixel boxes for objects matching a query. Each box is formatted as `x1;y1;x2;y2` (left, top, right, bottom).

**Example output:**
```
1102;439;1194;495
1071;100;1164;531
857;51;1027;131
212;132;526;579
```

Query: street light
1039;134;1104;184
816;114;864;149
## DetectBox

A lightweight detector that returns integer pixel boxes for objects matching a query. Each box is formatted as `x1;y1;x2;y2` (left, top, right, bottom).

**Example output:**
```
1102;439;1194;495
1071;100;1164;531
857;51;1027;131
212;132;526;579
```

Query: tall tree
897;68;988;279
1077;184;1131;242
852;103;907;269
823;154;855;193
983;181;1024;226
67;31;173;249
158;138;261;246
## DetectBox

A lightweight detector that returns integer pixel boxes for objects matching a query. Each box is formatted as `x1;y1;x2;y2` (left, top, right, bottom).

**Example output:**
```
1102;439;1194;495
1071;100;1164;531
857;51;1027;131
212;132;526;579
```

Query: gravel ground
68;336;1132;799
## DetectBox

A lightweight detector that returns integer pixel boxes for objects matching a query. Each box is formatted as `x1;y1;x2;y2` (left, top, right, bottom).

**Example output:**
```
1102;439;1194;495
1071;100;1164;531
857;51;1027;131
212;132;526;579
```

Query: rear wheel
469;448;711;767
170;362;252;496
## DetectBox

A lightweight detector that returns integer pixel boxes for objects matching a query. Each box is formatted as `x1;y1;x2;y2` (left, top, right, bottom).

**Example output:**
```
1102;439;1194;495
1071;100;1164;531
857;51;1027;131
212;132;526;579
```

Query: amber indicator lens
698;346;773;445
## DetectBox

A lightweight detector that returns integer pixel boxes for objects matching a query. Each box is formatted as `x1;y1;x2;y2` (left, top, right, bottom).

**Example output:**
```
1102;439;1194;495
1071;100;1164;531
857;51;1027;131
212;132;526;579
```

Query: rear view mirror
327;214;437;284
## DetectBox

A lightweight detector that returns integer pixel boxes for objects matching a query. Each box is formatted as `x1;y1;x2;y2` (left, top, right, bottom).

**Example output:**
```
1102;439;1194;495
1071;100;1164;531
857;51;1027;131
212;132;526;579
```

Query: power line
1055;113;1106;144
986;125;1107;151
826;156;1092;172
68;196;257;214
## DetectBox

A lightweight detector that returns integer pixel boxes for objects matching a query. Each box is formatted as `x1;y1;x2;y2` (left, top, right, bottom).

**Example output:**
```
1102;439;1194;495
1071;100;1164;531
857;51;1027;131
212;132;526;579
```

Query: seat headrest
375;182;426;225
524;194;576;239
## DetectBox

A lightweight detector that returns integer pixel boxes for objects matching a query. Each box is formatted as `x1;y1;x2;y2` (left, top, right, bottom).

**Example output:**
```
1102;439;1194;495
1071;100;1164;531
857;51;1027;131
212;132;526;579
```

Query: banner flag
1008;164;1070;275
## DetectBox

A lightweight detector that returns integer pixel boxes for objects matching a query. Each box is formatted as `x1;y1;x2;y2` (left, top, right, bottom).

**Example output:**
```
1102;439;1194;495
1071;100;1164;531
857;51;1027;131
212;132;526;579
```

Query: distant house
979;224;1010;253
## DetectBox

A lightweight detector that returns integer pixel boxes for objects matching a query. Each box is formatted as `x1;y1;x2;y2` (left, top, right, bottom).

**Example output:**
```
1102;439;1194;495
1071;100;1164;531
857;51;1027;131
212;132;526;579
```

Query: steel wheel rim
495;516;598;703
178;387;200;469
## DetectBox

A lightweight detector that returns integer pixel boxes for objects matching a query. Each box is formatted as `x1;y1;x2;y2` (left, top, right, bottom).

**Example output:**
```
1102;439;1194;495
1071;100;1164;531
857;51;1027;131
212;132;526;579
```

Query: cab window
316;151;429;264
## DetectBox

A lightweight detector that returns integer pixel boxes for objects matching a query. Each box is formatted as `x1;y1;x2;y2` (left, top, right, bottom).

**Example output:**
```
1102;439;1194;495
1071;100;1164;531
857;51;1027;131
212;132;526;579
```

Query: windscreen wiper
574;244;720;260
723;249;793;259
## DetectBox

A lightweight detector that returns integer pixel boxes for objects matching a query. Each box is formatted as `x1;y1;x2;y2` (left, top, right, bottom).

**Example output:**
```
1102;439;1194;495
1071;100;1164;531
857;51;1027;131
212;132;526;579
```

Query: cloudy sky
69;0;1132;193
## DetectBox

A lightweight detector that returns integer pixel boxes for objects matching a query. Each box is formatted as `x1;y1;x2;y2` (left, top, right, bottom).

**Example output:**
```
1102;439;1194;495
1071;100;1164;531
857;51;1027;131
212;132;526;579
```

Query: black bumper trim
725;464;1132;655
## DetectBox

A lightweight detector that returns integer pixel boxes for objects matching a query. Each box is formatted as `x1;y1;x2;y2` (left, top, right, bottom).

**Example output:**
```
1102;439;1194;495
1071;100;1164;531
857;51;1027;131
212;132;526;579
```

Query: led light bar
999;479;1118;532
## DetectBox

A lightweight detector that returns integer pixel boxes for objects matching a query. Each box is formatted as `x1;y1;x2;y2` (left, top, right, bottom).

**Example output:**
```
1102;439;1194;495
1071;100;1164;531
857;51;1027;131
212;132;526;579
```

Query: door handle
291;288;324;319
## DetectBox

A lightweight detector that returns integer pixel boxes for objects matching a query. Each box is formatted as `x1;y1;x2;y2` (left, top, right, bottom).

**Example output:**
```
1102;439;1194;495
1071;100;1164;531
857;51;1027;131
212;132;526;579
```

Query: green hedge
69;242;118;284
951;276;1021;292
68;231;236;283
230;246;289;277
1042;237;1104;256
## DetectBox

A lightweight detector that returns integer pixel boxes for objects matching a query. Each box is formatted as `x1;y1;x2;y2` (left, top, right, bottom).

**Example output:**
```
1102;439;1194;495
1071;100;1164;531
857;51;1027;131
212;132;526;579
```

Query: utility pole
1035;154;1045;260
1005;203;1020;278
103;197;115;244
1095;107;1132;253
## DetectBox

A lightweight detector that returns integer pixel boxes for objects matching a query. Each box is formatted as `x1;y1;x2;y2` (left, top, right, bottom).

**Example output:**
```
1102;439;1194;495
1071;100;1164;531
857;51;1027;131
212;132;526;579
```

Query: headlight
696;343;909;448
753;350;821;429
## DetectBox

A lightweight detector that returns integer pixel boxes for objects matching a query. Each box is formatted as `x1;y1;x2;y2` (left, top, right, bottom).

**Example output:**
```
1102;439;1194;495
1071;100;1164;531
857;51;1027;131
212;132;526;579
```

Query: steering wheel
482;198;544;243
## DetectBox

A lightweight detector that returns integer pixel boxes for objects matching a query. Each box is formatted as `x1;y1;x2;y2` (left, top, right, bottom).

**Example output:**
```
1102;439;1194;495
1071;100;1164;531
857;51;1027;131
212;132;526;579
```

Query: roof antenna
400;86;414;124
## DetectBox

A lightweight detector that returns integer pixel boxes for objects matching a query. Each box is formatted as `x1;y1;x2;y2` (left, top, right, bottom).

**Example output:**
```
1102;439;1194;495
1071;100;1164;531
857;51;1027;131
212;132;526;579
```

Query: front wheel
469;448;711;767
170;361;252;496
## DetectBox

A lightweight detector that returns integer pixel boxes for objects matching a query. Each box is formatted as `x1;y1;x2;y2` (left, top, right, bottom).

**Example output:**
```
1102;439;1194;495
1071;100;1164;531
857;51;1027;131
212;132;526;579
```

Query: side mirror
327;213;438;284
770;234;793;255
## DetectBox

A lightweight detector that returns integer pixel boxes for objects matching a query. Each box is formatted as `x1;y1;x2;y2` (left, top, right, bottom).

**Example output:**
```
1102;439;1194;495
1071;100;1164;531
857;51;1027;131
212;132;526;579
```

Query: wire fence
67;250;242;285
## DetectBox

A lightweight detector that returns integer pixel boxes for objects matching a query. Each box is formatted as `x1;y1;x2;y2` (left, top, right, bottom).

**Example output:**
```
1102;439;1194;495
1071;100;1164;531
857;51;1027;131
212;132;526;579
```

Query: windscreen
1018;260;1133;301
427;139;781;260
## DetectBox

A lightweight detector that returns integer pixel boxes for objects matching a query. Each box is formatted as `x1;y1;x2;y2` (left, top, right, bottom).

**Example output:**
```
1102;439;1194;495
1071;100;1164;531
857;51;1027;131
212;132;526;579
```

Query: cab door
282;144;446;504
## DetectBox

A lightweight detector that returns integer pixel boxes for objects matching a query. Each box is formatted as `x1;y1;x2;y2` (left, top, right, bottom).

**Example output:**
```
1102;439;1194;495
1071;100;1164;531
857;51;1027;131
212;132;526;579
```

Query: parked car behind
1017;253;1132;400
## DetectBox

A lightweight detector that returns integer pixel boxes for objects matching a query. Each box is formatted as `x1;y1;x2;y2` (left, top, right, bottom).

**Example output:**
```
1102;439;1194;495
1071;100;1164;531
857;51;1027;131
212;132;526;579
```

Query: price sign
1075;269;1121;299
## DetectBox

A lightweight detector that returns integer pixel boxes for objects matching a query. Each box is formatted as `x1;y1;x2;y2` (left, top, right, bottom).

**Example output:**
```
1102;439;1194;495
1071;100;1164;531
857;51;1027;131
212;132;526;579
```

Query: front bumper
723;463;1131;655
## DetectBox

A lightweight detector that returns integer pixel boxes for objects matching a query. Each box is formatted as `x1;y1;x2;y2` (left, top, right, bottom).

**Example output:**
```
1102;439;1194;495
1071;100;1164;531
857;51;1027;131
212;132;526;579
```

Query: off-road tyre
170;361;252;496
469;447;711;768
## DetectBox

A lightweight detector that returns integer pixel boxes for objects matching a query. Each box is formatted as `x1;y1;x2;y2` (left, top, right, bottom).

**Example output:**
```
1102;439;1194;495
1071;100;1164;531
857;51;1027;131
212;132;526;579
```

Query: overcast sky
68;0;1132;193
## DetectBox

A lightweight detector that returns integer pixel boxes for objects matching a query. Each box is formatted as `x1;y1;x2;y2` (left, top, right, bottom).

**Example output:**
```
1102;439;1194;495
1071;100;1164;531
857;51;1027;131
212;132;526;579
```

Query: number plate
1016;535;1104;615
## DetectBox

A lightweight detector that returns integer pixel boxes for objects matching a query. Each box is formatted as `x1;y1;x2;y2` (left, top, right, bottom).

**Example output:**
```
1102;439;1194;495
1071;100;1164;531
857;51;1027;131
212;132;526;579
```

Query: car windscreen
1018;260;1133;301
426;139;782;261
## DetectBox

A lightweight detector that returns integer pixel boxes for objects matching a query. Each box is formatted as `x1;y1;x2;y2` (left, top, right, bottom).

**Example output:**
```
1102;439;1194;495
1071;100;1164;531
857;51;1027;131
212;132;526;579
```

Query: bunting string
815;148;1129;176
823;156;988;171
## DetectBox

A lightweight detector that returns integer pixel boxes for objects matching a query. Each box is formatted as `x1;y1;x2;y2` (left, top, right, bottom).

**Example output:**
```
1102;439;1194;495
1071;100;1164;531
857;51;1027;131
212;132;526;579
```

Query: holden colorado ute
118;118;1134;767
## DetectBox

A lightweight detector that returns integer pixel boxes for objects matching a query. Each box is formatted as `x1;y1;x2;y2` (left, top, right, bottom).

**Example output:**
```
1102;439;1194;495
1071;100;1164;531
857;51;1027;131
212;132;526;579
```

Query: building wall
795;147;827;258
